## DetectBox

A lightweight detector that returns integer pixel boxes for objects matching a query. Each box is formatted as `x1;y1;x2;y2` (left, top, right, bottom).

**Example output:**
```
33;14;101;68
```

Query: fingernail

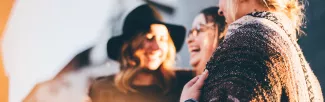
203;69;208;74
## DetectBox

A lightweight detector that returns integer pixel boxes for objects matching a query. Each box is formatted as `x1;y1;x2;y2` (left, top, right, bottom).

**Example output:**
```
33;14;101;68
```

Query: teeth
191;48;200;52
189;46;199;51
148;54;161;59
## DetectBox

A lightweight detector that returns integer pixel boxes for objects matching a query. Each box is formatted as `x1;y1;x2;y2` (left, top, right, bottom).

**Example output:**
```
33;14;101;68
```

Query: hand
180;70;209;102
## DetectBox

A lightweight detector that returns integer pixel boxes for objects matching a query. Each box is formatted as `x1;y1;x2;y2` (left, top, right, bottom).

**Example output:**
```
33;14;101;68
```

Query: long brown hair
114;31;176;93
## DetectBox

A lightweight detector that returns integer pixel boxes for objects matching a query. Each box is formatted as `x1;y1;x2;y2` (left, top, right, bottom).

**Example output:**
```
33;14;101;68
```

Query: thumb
185;75;200;88
192;70;209;90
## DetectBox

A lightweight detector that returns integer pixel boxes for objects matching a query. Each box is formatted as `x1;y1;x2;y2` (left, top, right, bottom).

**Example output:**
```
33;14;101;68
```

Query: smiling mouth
147;54;162;61
190;47;201;53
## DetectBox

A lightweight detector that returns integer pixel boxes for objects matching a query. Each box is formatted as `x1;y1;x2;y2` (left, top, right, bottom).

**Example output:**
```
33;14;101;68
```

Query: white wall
1;0;144;101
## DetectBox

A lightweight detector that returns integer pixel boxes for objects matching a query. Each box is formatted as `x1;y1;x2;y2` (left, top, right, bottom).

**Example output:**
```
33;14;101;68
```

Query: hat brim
161;22;186;52
106;35;125;60
107;23;186;60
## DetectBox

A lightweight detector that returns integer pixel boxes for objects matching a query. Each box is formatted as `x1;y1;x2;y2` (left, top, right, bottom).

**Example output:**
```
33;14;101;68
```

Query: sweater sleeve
201;23;287;102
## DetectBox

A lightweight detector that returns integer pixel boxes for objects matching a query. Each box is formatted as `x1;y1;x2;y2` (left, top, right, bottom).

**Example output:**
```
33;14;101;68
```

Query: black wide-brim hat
107;4;186;60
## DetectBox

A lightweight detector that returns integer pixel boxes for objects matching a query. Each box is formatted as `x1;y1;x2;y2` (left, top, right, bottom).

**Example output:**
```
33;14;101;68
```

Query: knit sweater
201;12;323;102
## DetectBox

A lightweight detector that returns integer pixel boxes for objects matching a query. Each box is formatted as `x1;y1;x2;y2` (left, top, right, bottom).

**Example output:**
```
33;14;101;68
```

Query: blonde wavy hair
225;0;306;35
114;31;176;93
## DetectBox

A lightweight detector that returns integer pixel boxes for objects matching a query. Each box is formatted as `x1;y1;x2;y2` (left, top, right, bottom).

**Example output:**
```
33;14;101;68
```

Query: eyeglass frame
188;23;217;38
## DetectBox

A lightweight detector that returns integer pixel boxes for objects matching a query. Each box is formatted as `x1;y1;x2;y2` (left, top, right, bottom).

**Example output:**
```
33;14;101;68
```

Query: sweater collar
247;11;297;40
225;11;297;41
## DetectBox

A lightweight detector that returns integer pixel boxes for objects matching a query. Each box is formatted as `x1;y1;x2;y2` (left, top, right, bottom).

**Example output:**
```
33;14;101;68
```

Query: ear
218;10;224;16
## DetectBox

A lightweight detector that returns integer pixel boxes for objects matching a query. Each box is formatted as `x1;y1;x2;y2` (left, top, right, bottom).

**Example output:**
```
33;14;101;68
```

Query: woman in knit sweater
180;0;323;102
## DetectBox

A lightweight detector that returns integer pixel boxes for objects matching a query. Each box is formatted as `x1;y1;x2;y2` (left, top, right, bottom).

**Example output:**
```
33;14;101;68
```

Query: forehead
192;14;207;28
149;24;169;36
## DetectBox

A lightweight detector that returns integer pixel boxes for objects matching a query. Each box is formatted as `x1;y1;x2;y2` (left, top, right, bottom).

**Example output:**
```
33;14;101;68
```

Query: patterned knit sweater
201;12;323;102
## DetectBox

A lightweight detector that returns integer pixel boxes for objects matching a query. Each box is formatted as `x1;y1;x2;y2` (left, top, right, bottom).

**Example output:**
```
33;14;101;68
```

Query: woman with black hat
89;4;194;102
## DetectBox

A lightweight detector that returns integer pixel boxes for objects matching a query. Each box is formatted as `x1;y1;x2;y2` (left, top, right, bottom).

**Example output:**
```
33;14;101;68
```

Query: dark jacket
89;69;195;102
202;12;323;102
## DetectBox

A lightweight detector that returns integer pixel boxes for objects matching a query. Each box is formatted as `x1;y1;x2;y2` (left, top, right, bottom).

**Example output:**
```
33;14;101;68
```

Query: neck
132;72;156;86
193;65;203;76
246;6;270;14
236;1;272;20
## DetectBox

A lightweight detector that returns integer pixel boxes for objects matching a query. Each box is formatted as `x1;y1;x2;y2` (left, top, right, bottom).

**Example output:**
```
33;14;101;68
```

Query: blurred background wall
300;0;325;96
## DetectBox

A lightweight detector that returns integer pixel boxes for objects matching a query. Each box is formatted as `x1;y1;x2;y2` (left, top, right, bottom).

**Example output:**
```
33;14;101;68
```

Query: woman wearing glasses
187;7;226;76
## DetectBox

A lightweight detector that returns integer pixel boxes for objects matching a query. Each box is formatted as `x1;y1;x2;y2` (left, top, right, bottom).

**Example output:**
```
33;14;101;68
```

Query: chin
147;67;159;71
189;60;199;68
146;64;160;70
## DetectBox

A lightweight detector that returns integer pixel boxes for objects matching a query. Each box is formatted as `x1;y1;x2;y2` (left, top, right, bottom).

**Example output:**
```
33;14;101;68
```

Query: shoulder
208;15;289;72
90;74;116;91
219;16;288;54
226;15;284;41
89;74;122;101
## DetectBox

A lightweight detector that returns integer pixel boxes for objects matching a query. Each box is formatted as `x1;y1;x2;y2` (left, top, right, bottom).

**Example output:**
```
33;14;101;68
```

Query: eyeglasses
188;23;216;37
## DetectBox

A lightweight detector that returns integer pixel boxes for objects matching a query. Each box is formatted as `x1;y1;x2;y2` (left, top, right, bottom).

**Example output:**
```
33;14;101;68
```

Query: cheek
196;38;204;47
161;43;169;54
134;49;145;60
218;0;226;11
197;33;207;46
141;41;151;50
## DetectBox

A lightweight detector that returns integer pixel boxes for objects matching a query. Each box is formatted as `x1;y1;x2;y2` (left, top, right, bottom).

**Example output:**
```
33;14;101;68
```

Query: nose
150;39;160;52
187;35;195;45
187;31;196;45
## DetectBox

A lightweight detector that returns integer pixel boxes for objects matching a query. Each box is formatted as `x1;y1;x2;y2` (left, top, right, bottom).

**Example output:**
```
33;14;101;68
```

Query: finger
193;70;209;90
185;75;200;88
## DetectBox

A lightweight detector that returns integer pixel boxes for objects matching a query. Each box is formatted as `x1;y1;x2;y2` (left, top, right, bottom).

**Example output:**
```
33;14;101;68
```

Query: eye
188;29;198;37
199;27;206;32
